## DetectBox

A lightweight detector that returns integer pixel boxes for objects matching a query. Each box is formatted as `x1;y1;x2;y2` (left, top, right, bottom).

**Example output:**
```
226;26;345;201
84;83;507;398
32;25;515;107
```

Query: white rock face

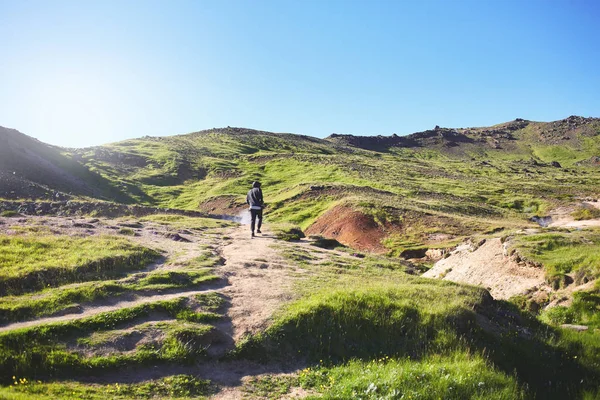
422;238;546;299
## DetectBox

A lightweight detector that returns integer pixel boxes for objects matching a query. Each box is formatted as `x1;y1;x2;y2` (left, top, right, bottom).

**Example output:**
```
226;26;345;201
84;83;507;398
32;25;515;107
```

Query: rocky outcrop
423;238;546;299
0;200;222;219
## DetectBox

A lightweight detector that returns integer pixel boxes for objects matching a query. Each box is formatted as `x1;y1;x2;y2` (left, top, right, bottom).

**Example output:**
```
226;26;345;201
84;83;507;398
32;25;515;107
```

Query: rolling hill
1;117;600;399
2;116;600;255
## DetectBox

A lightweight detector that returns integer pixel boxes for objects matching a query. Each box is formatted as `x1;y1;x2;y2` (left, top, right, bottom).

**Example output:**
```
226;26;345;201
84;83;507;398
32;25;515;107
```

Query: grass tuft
0;235;159;296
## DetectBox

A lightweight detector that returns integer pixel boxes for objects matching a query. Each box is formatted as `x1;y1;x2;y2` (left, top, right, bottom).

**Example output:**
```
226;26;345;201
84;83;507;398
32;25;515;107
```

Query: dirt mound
423;238;546;299
198;196;247;215
305;205;387;252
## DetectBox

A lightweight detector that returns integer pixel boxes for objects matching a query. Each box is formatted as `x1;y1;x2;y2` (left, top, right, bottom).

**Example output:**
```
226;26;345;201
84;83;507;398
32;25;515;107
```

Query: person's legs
256;209;263;233
250;209;257;236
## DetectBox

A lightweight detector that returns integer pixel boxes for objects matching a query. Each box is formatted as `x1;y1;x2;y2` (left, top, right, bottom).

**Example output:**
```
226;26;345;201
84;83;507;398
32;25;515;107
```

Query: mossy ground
0;374;212;399
0;216;230;396
1;215;599;399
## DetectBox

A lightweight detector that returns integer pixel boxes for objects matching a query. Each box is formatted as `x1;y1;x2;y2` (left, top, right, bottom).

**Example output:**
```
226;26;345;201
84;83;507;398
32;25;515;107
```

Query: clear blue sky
1;0;599;147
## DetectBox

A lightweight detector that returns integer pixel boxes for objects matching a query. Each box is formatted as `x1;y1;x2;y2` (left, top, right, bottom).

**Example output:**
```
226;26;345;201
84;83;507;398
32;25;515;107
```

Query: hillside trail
0;218;220;332
1;215;323;397
0;221;306;340
106;223;320;399
0;287;226;333
215;225;305;342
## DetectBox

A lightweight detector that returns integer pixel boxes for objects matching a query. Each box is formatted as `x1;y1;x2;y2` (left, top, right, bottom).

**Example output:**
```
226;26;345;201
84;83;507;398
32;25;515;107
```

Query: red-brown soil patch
306;205;387;252
198;195;246;215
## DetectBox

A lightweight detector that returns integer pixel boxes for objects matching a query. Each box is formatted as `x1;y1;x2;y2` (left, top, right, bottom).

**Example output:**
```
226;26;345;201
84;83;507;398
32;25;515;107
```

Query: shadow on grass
232;291;600;400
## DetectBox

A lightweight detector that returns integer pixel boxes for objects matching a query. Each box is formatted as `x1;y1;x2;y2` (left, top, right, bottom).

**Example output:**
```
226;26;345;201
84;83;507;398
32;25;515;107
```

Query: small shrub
509;295;542;314
541;290;600;328
274;226;305;242
543;306;576;325
547;273;573;290
118;227;136;236
572;206;600;221
310;235;344;249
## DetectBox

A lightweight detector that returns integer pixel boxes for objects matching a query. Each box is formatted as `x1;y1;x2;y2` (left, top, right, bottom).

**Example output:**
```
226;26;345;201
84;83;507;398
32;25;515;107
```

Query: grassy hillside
4;118;600;272
43;117;597;255
0;215;598;400
2;117;600;398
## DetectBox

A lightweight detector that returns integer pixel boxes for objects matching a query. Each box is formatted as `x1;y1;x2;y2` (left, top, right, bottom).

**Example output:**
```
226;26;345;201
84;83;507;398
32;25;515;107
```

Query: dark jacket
246;187;264;208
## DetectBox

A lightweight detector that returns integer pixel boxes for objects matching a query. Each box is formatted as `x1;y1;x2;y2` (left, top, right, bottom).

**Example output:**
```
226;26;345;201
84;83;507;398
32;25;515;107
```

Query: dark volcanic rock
164;233;191;242
118;222;144;229
72;222;96;229
0;200;221;220
327;128;474;152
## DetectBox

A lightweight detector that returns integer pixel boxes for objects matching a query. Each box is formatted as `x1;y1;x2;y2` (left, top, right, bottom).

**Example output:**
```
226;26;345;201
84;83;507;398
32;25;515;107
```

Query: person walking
246;181;264;238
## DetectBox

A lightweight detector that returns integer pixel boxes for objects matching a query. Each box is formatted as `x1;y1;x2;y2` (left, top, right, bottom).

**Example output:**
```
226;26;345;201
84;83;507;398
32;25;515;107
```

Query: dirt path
216;226;303;342
0;222;302;340
0;288;225;333
1;216;314;397
550;218;600;228
0;216;222;332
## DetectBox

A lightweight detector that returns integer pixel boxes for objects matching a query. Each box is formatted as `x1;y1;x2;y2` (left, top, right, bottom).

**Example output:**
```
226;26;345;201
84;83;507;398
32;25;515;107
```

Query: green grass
572;206;600;221
0;375;211;399
233;271;600;399
51;123;600;257
76;319;213;349
541;284;600;329
0;235;159;296
267;196;339;229
238;278;491;361
309;235;345;250
4;122;600;398
298;352;525;400
242;375;298;399
137;214;234;231
272;224;306;241
193;292;225;312
531;145;586;166
510;230;600;280
0;297;221;380
117;228;136;236
0;249;224;324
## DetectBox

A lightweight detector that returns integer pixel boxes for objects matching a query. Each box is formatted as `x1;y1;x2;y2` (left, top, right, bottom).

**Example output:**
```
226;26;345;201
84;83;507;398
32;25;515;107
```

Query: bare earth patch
423;238;546;299
548;203;600;228
305;204;387;252
217;226;302;342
